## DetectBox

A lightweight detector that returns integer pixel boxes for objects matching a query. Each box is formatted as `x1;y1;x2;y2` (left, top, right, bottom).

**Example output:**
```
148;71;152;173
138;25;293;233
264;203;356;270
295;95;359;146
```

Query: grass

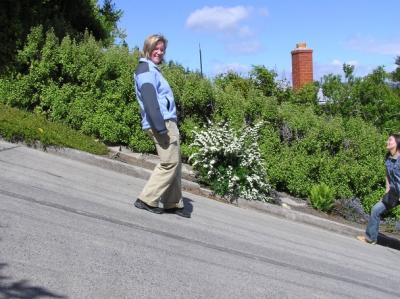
0;103;108;155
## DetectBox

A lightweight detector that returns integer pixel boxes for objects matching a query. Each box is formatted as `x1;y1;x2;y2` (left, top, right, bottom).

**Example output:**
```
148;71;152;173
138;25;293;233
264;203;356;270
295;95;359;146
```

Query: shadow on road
183;197;194;215
0;263;66;299
377;233;400;251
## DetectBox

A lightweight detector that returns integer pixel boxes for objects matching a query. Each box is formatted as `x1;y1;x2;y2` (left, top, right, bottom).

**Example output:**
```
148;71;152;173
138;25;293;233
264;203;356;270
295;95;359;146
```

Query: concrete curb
3;139;366;238
108;146;197;182
236;198;364;237
44;146;201;193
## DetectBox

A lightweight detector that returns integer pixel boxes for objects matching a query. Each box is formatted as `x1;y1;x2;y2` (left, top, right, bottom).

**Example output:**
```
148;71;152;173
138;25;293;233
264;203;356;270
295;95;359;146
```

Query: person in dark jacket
133;34;190;218
357;133;400;244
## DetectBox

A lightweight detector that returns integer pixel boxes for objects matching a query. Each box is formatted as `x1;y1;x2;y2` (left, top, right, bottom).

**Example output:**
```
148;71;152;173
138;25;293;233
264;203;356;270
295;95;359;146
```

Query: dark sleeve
135;62;167;134
140;83;167;134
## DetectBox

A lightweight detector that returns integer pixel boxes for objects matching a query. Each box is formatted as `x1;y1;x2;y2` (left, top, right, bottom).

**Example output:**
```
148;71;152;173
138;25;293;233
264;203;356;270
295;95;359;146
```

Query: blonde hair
141;34;168;62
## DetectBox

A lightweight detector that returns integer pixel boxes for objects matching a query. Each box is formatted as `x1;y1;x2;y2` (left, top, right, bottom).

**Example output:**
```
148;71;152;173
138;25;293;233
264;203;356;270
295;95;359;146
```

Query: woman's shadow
0;263;66;299
182;197;194;215
377;233;400;250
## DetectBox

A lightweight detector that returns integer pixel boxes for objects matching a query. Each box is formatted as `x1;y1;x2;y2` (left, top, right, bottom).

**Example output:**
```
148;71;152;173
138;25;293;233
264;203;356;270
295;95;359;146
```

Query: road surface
1;141;399;298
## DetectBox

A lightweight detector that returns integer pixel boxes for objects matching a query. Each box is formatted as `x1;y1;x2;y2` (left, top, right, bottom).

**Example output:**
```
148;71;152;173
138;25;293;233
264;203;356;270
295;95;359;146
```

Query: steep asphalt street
1;140;399;298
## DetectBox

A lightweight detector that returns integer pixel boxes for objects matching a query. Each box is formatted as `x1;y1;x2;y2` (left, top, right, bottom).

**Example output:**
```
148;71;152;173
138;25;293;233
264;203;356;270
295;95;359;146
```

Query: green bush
310;183;335;212
259;102;386;204
0;26;148;150
362;188;385;214
0;103;108;154
392;206;400;220
212;85;247;129
363;188;400;219
179;117;202;160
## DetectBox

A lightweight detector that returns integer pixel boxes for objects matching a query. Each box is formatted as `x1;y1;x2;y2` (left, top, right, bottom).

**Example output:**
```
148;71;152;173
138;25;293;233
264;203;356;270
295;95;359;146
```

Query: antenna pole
199;43;203;77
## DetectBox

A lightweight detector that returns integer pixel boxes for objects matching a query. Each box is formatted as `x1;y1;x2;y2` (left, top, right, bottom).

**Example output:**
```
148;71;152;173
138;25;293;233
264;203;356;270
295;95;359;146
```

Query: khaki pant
138;120;183;209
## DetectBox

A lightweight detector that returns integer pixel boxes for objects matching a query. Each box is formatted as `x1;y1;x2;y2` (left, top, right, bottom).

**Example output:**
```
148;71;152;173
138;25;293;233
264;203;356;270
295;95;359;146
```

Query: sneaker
164;207;191;218
356;235;376;245
134;199;163;214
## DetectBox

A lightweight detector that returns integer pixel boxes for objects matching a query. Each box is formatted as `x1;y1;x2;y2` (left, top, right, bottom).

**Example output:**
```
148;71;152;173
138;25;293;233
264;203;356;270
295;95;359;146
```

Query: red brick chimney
291;42;313;90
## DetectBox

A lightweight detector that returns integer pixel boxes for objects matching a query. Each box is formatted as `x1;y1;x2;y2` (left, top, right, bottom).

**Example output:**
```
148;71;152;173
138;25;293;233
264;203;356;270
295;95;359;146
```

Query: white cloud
346;36;400;55
186;5;268;56
331;59;342;66
186;6;252;32
213;63;252;75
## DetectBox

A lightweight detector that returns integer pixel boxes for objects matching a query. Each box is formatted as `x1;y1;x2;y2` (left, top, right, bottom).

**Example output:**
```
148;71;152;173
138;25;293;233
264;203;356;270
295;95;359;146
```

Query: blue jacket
385;156;400;195
134;58;177;134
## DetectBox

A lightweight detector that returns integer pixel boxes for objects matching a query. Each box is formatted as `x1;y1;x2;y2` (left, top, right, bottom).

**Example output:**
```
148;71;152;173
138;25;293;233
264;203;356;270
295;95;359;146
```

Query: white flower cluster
189;121;271;202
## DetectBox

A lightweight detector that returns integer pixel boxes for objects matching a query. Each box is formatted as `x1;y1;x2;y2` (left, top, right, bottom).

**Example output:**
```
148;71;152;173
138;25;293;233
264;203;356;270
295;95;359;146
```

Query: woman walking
133;34;190;218
357;133;400;244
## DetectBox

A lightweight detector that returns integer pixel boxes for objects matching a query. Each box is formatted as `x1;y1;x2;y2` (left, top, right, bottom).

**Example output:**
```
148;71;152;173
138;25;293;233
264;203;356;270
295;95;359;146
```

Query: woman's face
150;41;165;65
386;136;398;152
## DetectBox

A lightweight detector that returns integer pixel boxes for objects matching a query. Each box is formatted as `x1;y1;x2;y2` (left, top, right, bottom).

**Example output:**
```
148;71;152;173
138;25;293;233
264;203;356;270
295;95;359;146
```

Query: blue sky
111;0;399;81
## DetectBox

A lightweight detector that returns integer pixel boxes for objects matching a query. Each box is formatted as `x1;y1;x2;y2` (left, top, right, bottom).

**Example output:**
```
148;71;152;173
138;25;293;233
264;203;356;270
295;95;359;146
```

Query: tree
321;65;400;132
214;71;252;98
98;0;124;45
0;0;122;73
392;56;400;82
250;65;277;97
343;63;355;83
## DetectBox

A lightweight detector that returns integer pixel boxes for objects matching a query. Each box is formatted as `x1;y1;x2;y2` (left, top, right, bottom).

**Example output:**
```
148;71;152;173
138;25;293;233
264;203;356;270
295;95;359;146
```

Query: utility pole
199;43;203;77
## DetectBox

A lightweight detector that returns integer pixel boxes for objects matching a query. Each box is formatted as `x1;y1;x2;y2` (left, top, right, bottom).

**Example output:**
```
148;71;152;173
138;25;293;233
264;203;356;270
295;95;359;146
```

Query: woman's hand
386;176;390;193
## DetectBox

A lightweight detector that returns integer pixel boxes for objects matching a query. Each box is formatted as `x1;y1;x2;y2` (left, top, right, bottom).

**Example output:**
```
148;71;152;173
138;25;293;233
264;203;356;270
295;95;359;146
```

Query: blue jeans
365;201;387;242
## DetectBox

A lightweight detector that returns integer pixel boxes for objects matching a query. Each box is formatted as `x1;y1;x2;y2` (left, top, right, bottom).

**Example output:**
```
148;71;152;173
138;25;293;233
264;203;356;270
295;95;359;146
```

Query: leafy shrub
260;102;386;204
179;117;202;161
363;188;400;220
309;183;335;212
0;103;108;154
392;206;400;220
190;121;271;202
0;26;148;150
362;189;383;214
291;82;319;106
212;85;247;130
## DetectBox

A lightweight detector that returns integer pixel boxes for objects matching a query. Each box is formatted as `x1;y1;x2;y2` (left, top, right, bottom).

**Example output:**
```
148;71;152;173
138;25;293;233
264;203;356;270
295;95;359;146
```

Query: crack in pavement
0;146;20;153
0;159;63;178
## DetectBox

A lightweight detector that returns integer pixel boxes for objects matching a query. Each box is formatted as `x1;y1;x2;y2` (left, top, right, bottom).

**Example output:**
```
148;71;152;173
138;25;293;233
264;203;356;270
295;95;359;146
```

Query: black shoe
134;199;163;214
164;207;191;218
